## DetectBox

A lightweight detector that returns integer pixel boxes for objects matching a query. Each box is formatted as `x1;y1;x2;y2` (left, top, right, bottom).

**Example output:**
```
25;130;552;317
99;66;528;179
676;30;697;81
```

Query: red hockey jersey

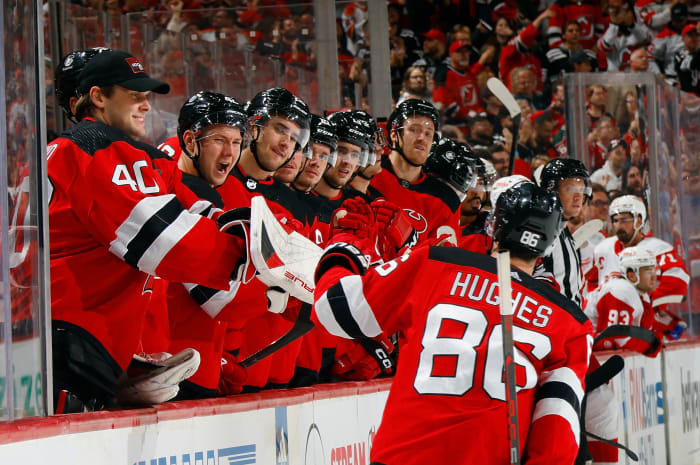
370;157;461;243
314;246;593;465
47;118;244;370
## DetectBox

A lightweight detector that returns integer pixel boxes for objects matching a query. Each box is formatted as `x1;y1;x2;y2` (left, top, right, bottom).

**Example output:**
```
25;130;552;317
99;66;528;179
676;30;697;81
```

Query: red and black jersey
548;0;606;50
314;246;593;465
47;118;245;371
157;135;180;160
499;23;545;93
370;157;461;243
432;63;484;124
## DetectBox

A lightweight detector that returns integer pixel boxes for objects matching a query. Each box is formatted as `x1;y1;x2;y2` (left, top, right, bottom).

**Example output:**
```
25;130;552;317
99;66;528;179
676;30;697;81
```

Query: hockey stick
487;77;521;176
572;219;604;249
239;302;315;368
497;249;521;465
585;355;624;393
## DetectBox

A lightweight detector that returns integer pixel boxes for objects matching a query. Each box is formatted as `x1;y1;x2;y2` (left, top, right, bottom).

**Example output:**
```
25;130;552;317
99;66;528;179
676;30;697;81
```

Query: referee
534;158;591;307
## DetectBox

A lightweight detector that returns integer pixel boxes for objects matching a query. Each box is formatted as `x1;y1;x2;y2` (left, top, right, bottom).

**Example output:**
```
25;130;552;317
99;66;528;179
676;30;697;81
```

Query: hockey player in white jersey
585;195;689;339
583;246;659;465
535;158;590;307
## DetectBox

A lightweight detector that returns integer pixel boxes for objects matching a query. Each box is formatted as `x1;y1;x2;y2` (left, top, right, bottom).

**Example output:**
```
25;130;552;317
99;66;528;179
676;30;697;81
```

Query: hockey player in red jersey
215;87;313;391
291;114;337;197
313;180;592;465
586;195;689;338
371;99;461;244
161;91;251;399
48;50;248;410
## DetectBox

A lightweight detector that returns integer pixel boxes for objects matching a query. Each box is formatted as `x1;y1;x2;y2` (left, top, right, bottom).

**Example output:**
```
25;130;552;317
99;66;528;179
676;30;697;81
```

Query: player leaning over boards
585;195;689;340
313;180;593;465
370;98;461;244
48;50;248;410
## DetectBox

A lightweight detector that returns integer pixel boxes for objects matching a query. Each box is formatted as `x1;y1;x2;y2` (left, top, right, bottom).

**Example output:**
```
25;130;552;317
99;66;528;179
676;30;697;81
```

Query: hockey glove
217;207;254;283
218;351;248;396
265;286;289;314
117;348;201;406
371;200;417;260
316;198;379;281
332;334;395;381
654;308;687;340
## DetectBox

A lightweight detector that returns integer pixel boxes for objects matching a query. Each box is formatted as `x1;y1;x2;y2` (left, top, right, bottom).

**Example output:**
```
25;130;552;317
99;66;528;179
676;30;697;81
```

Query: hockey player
54;47;111;124
586;195;689;337
345;111;387;201
48;50;247;410
583;247;659;464
535;158;591;307
215;87;313;391
313;180;592;465
291;114;337;195
371;98;461;244
164;91;250;399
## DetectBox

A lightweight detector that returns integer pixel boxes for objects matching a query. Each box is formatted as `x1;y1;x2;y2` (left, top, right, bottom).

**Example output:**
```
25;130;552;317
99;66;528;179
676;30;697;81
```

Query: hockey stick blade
239;303;315;368
497;249;521;465
585;355;623;392
487;77;521;176
487;77;521;119
572;219;604;249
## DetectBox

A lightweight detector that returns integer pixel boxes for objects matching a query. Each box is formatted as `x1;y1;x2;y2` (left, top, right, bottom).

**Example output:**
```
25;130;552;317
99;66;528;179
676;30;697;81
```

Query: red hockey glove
653;308;687;340
316;198;379;281
371;200;417;260
332;334;395;381
217;351;248;396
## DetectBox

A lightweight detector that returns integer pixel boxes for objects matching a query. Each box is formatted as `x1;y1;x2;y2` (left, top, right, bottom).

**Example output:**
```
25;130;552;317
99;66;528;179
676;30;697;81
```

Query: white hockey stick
487;77;522;176
572;219;604;249
497;249;521;465
249;196;323;304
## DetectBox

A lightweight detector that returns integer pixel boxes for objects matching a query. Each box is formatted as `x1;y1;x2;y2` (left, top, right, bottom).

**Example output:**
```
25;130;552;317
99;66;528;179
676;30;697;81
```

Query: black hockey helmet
349;110;387;166
424;138;478;196
177;91;247;170
54;47;111;121
539;158;591;196
387;98;440;141
327;110;373;166
246;87;311;151
490;181;563;256
310;113;338;152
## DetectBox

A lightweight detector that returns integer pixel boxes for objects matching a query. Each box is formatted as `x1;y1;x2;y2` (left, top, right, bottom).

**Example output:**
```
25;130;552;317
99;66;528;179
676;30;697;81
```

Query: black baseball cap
672;3;688;21
78;50;170;95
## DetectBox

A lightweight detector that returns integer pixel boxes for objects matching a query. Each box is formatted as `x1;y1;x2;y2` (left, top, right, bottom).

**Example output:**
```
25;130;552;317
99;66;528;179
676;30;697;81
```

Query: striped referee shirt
534;226;584;308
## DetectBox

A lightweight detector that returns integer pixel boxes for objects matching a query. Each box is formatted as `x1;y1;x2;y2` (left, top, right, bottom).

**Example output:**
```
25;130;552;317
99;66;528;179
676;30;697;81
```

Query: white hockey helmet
609;195;647;224
619;246;656;283
489;174;531;207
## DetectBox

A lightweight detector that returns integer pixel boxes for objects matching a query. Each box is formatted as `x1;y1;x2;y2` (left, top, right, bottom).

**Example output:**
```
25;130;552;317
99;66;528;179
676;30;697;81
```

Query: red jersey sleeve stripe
109;194;199;274
315;275;382;339
532;367;584;445
183;281;241;318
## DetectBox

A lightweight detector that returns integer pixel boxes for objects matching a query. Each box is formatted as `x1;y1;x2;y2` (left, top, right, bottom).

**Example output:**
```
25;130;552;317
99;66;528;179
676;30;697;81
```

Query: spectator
598;0;654;71
626;46;660;72
488;142;510;178
675;23;700;95
635;0;676;32
467;112;494;150
570;49;594;72
649;2;689;81
586;182;612;224
547;0;605;49
622;162;646;196
412;28;448;86
546;20;600;82
397;66;433;105
585;84;616;129
527;112;557;159
432;40;493;130
441;123;469;143
499;8;554;97
591;138;628;194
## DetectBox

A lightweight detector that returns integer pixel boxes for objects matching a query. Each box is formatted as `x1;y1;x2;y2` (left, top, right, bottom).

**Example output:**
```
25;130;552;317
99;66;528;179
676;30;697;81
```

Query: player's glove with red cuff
371;199;417;261
315;198;379;281
217;351;248;396
217;207;254;282
332;334;396;381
